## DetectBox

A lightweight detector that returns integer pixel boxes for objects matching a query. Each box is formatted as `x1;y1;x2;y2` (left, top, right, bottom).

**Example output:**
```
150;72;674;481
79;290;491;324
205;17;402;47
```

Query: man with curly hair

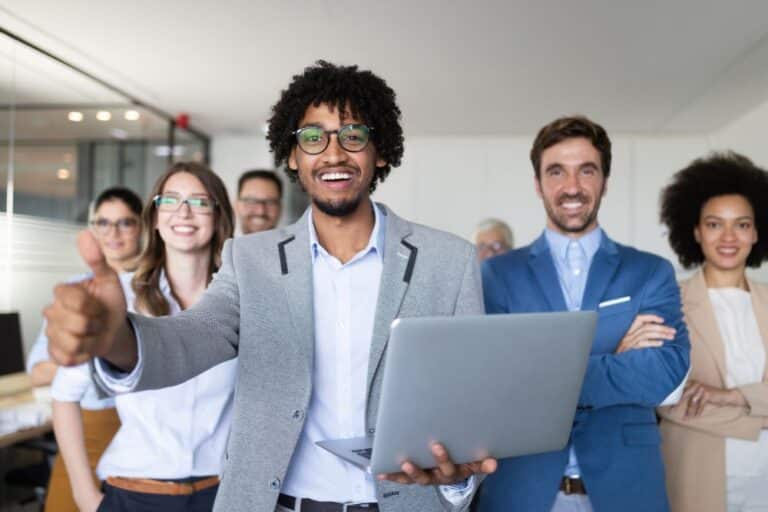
43;61;495;512
475;116;690;512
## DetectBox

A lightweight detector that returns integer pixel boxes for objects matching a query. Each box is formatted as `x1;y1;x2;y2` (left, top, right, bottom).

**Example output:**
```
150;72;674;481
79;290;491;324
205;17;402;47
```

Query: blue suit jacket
475;233;690;512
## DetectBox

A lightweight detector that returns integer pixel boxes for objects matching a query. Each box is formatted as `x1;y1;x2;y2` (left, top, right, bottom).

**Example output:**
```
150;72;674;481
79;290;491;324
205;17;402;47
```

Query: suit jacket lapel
367;205;413;392
581;235;621;311
685;269;728;383
277;209;315;377
528;234;568;311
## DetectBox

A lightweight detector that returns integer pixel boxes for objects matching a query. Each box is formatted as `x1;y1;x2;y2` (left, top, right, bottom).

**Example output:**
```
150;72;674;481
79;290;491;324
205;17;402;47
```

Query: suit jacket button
292;409;304;420
367;428;375;435
269;478;281;490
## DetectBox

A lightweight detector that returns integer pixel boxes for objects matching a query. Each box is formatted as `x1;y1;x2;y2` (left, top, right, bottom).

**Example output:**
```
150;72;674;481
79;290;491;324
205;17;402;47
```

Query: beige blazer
658;269;768;512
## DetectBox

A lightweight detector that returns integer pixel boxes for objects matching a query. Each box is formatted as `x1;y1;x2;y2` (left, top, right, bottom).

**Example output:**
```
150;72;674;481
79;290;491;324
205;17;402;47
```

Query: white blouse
709;287;768;478
51;272;237;480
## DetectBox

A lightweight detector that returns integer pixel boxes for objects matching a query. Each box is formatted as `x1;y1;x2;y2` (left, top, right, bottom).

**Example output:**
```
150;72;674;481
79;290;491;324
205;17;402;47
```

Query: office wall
1;214;84;354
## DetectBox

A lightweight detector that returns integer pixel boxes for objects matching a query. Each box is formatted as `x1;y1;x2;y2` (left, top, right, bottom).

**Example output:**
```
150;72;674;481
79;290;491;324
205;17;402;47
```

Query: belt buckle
343;502;373;512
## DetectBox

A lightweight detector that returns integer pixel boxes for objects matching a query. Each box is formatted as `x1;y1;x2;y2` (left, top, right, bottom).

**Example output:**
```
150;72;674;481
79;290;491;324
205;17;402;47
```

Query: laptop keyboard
352;448;373;460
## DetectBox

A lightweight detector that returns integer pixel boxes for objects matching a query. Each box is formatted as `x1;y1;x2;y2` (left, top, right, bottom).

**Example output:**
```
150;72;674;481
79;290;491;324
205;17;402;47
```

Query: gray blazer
121;204;484;512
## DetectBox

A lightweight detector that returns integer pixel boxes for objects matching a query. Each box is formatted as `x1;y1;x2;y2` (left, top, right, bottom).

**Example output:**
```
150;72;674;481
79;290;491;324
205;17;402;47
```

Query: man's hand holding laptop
377;442;497;485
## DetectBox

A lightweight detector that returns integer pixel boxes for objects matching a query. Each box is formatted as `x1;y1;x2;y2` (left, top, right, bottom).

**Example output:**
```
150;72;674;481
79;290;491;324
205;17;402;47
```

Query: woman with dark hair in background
50;162;236;512
26;186;143;512
658;152;768;512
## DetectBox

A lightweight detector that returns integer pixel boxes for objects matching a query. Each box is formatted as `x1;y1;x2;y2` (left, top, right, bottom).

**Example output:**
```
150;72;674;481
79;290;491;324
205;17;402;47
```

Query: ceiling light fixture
124;110;140;121
68;111;83;122
96;111;112;121
56;168;71;180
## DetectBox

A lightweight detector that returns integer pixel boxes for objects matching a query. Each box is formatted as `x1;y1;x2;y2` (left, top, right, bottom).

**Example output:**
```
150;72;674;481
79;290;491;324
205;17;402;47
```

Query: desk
0;373;52;449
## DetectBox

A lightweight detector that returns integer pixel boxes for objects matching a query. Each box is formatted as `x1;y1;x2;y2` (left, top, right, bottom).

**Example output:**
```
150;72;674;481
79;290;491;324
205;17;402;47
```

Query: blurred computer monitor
0;312;25;376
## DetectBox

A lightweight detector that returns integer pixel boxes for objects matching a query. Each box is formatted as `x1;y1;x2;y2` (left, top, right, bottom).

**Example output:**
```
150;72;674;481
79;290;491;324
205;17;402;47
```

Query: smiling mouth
716;247;739;256
319;171;353;182
171;225;197;234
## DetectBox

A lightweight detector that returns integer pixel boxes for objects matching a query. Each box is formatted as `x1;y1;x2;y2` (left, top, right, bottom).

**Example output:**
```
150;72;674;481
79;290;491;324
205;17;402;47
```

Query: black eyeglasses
292;124;373;155
89;217;139;235
238;197;281;209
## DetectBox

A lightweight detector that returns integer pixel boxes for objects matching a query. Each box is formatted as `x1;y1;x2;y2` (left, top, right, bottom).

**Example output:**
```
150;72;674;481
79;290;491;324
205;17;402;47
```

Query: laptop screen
0;312;26;376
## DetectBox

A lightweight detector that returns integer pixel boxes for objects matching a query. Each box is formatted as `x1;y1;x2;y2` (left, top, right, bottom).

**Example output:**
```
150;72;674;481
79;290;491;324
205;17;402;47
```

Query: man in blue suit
475;116;690;512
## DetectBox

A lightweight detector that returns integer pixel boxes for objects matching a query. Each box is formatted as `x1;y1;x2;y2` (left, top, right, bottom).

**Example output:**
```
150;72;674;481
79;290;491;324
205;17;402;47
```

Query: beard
312;194;364;217
543;191;603;234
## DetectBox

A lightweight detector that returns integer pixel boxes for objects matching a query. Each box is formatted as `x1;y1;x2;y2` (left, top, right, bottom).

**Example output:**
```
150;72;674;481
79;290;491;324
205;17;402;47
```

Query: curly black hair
660;151;768;269
267;60;404;193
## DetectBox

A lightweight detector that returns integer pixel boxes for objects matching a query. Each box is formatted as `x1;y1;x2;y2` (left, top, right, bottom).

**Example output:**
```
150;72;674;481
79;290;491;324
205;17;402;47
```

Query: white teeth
562;202;583;209
172;226;195;233
321;172;352;181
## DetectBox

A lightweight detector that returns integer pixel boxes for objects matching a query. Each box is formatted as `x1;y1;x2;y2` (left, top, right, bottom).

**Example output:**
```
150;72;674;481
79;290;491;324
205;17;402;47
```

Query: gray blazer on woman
109;204;484;512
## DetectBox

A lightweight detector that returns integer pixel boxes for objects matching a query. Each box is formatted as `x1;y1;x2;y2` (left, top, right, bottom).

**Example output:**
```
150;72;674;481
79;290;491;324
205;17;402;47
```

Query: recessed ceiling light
110;128;128;139
124;110;140;121
56;168;71;180
96;111;112;121
68;111;83;122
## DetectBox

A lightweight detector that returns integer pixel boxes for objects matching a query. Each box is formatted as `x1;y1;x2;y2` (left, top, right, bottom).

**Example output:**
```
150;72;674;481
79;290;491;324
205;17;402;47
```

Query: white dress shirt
708;288;768;479
52;271;237;480
281;206;385;502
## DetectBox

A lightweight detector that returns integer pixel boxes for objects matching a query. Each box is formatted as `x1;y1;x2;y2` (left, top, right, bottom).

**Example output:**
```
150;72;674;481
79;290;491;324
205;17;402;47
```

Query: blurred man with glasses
45;60;495;512
474;218;514;261
235;169;283;234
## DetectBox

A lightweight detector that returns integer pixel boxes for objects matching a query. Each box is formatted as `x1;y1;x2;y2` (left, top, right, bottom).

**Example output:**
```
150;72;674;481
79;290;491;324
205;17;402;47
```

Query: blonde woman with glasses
50;162;235;512
27;187;143;512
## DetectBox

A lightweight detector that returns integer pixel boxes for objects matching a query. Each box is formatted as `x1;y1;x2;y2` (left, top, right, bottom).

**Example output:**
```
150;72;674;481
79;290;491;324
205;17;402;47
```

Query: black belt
278;493;378;512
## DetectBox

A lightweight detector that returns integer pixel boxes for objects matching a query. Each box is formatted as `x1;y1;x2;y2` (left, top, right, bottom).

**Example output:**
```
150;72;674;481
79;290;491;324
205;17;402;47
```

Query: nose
177;201;193;218
252;202;266;215
322;133;349;164
562;171;581;193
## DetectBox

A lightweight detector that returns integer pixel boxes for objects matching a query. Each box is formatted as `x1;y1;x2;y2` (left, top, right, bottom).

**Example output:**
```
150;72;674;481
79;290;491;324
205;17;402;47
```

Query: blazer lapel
367;205;413;391
748;278;768;380
528;234;568;311
581;235;621;311
277;209;315;377
684;270;728;384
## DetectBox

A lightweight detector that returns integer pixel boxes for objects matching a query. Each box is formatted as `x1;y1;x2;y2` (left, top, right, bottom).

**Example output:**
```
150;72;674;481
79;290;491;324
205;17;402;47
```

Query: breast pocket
597;298;634;318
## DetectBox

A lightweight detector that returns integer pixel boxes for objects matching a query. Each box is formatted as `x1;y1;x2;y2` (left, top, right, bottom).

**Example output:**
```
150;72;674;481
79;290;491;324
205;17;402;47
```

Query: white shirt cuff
93;319;145;393
659;367;691;406
438;475;476;506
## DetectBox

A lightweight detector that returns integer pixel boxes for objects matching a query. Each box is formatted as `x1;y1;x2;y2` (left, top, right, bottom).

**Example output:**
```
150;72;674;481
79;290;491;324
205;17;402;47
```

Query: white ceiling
2;0;768;137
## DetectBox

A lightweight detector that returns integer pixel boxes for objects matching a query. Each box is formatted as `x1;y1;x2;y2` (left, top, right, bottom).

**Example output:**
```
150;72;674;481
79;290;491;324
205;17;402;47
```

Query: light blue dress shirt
544;226;603;479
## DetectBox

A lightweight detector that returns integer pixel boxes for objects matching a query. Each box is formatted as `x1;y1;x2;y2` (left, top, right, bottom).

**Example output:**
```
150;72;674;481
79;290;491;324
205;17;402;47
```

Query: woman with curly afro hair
657;152;768;512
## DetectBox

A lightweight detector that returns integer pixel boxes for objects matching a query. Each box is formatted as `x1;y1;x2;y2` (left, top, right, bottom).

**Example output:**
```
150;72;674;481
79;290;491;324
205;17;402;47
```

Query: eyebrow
702;215;754;220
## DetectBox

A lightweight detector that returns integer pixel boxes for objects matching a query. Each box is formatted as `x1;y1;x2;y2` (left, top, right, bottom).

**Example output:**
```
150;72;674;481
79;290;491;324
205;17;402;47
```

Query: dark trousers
97;482;219;512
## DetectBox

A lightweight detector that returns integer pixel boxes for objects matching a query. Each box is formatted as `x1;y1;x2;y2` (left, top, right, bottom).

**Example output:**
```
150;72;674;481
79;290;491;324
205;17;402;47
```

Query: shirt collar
308;202;385;264
544;226;603;262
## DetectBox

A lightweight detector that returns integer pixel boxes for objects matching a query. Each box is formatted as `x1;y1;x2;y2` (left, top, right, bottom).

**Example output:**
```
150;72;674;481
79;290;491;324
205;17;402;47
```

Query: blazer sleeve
453;245;484;316
578;258;691;409
658;401;763;441
739;382;768;417
119;239;241;393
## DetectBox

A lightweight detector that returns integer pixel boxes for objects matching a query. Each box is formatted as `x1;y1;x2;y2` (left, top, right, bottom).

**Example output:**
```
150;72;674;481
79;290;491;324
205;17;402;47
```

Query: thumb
78;230;113;278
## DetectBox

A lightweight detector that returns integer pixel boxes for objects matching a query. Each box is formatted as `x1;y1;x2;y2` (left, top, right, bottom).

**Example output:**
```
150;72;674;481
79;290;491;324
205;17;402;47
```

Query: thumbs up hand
44;230;132;367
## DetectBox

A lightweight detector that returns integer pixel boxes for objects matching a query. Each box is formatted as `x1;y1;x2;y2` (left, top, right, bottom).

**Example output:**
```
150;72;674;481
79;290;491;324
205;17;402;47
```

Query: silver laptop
317;311;596;474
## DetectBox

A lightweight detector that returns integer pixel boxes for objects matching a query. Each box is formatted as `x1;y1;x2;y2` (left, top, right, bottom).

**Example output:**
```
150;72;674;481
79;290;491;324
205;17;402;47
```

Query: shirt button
367;428;376;435
269;477;281;490
292;409;304;420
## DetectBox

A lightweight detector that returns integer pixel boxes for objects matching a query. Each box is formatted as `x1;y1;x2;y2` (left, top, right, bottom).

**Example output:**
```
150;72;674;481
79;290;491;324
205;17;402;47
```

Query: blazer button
269;477;281;490
367;428;375;435
292;409;304;420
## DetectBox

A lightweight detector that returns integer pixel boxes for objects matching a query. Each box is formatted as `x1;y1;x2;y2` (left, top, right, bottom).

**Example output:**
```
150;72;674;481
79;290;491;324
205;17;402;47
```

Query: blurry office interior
2;0;768;509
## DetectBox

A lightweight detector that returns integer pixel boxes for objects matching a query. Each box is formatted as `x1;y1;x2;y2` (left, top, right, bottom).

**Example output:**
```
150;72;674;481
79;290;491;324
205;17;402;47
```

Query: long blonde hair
132;162;234;316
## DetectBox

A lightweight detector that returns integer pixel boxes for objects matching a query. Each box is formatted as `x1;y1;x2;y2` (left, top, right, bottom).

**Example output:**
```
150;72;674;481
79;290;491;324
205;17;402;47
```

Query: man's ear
288;146;298;170
534;176;543;199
